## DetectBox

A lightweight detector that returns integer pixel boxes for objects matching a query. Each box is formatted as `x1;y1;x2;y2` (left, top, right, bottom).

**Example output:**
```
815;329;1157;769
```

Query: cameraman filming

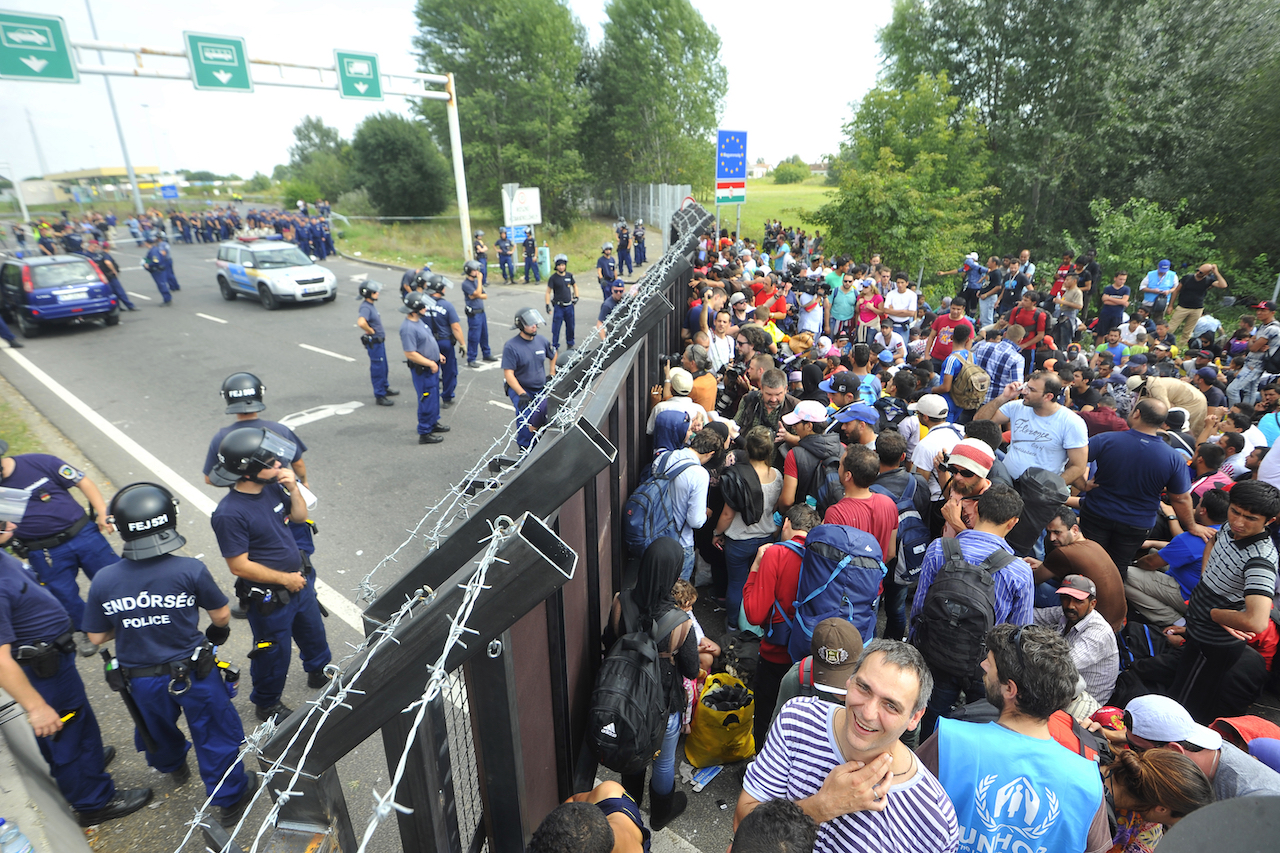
717;324;774;419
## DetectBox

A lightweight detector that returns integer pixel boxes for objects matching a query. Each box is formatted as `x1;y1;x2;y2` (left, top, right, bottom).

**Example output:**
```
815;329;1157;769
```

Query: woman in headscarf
604;537;699;831
651;410;691;456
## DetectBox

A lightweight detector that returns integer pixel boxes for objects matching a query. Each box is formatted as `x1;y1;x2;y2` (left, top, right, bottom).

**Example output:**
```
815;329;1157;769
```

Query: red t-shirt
823;494;899;562
741;533;809;664
1008;306;1047;349
750;282;787;318
929;315;974;361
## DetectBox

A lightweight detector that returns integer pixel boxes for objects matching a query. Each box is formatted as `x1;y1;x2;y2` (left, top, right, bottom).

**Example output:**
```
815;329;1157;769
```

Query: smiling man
735;640;959;853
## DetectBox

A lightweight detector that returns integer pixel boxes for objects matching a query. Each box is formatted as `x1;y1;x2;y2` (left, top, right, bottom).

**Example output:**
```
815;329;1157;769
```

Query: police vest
937;718;1102;853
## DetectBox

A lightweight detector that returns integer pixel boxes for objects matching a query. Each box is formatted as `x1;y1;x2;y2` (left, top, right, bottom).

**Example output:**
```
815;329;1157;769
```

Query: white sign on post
507;187;542;226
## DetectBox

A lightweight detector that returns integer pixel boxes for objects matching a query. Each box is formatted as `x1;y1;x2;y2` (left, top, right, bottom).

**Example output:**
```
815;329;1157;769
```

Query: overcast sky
0;0;894;183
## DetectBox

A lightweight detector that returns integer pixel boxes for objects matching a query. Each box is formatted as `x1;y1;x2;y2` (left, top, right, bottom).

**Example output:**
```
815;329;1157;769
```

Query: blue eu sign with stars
716;130;747;182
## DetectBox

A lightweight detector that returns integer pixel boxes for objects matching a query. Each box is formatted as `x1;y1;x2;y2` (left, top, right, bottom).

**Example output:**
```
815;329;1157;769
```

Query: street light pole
83;0;144;215
445;73;472;265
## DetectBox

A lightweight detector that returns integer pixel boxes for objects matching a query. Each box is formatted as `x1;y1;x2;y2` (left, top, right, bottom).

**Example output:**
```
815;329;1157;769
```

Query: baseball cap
1196;366;1219;382
965;252;979;262
832;402;879;426
1158;259;1171;271
877;349;895;364
1126;374;1146;392
948;438;995;478
819;373;860;395
1125;694;1222;750
1196;350;1213;360
668;367;693;395
1056;574;1096;600
911;394;949;419
1128;354;1148;365
1253;300;1278;312
788;370;802;383
809;618;864;696
782;400;829;425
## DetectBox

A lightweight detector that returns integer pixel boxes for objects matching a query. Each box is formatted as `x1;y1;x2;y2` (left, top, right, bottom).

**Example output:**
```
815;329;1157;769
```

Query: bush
279;179;321;209
335;188;379;218
773;162;809;185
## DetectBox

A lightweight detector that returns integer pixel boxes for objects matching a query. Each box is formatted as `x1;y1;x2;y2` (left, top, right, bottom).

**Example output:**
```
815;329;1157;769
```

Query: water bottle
0;818;35;853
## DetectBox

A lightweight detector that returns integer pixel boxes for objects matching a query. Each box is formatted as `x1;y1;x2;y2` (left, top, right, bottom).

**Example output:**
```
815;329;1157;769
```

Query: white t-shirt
884;288;918;322
796;292;824;334
910;422;965;499
999;401;1089;479
708;333;734;373
874;331;907;361
1119;325;1144;347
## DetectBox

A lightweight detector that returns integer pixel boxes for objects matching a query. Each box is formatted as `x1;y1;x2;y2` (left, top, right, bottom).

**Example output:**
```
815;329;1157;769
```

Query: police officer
595;280;626;338
522;229;541;283
0;441;117;655
544;254;579;351
399;293;449;444
84;239;136;311
0;311;21;348
356;281;399;407
422;274;467;409
616;222;634;276
462;259;498;368
495;228;515;284
502;308;557;449
84;483;256;827
472;230;489;284
596;241;618;300
400;262;430;297
143;235;179;305
209;428;331;721
634;218;647;265
0;493;153;826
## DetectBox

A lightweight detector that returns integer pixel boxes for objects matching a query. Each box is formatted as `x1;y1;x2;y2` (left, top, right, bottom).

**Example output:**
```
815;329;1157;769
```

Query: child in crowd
673;579;721;733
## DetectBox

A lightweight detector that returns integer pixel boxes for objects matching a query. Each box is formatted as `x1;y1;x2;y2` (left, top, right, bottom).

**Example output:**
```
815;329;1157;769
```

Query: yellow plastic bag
683;673;755;768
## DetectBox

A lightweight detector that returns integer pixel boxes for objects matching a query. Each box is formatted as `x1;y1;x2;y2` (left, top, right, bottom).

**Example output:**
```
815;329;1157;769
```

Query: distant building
808;161;830;177
748;162;772;179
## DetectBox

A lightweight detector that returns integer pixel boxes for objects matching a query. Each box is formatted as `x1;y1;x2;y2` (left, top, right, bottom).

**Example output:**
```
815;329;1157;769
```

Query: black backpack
911;538;1016;679
588;595;690;775
1261;322;1280;373
792;434;844;517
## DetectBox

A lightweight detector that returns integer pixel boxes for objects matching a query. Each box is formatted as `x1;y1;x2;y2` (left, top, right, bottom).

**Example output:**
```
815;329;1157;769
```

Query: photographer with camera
792;275;827;339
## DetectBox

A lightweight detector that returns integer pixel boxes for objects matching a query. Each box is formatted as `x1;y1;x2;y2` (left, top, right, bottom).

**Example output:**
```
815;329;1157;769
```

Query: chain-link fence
583;183;691;234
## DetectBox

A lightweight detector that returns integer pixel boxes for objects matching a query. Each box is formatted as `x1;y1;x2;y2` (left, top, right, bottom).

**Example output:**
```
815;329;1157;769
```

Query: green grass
0;396;42;456
720;178;833;243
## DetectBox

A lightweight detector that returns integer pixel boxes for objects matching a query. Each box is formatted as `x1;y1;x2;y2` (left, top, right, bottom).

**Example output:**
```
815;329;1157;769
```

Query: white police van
214;238;337;310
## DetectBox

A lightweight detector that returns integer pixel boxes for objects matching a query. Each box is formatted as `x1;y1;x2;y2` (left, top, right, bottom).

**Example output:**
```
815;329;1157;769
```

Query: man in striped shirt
737;640;959;853
1171;479;1280;723
971;325;1026;405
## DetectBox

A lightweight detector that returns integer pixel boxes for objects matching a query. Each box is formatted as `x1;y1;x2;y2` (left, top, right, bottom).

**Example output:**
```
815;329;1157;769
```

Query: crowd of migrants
531;225;1280;853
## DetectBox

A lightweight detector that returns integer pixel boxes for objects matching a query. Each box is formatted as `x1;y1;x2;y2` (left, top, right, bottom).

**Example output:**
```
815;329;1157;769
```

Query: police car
214;239;337;310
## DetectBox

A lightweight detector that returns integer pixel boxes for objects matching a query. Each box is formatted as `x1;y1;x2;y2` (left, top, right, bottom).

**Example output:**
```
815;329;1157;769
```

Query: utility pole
445;73;472;264
26;110;49;177
82;0;144;214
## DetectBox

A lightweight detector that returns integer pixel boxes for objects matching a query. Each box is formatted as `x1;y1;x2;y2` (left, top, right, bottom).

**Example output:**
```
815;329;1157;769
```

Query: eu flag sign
716;130;748;204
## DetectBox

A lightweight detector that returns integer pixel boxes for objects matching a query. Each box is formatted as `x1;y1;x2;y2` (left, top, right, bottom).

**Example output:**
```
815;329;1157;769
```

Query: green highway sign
334;50;382;100
183;32;252;92
0;11;78;83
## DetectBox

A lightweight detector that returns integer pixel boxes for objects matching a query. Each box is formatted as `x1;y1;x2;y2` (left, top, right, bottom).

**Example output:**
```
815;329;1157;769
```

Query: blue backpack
622;450;698;553
786;525;886;662
870;475;930;585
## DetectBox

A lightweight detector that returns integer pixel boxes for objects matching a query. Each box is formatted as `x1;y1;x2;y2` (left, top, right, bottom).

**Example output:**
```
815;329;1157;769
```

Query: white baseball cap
1126;694;1222;750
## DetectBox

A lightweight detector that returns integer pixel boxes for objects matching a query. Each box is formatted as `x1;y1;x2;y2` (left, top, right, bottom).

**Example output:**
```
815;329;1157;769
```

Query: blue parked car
0;253;120;337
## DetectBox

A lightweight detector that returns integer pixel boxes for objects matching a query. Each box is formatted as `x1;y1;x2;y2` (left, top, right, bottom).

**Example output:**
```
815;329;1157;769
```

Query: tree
287;117;354;201
271;164;291;182
351;112;452;216
1087;198;1216;288
243;172;271;193
772;162;808;184
289;116;344;166
413;0;588;225
579;0;726;191
279;179;322;208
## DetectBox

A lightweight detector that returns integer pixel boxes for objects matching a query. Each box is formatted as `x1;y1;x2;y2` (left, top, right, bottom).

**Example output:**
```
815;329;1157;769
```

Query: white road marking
350;273;368;282
279;402;366;429
196;313;228;324
127;291;153;301
469;360;503;372
0;348;365;632
299;343;356;363
488;400;512;409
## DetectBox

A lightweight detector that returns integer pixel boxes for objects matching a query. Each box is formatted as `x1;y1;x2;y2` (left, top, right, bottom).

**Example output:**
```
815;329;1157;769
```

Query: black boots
648;785;687;831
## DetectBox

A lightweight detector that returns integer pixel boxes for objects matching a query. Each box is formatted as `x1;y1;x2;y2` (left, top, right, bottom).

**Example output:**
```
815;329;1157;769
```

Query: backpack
763;540;806;651
622;450;698;553
785;525;886;662
792;434;844;517
874;395;910;429
1261;322;1280;373
911;537;1016;679
588;596;691;775
949;350;990;411
858;373;880;405
869;475;930;585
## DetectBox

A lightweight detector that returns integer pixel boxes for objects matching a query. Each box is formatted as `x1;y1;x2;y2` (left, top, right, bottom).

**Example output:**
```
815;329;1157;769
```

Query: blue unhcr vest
937;718;1102;853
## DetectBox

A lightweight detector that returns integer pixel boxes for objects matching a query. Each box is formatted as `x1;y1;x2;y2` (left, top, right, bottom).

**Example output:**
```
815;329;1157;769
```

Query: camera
658;353;683;370
792;278;830;297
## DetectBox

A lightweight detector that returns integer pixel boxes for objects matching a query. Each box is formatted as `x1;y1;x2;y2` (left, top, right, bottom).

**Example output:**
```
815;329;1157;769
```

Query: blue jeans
129;671;250;807
881;574;908;640
30;524;118;631
466;312;491;361
651;711;682;796
1034;581;1062;608
411;366;441;434
681;544;695;583
979;294;997;328
725;535;773;633
367;340;389;396
1228;366;1263;407
524;257;541;282
498;254;515;281
551;304;575;349
27;652;115;811
244;574;331;708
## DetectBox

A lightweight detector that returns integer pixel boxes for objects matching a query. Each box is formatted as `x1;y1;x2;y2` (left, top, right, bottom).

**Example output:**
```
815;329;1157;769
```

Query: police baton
100;648;161;754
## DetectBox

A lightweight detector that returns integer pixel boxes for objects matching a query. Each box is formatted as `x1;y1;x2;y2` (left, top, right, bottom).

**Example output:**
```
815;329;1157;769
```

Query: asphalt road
0;238;631;853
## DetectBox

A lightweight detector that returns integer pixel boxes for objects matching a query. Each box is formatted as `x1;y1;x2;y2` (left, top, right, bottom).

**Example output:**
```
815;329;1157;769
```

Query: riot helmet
109;482;186;559
400;292;429;314
463;259;483;275
208;427;297;487
602;242;613;252
553;254;568;268
474;230;485;238
221;372;266;414
423;273;452;295
358;280;383;299
513;307;546;333
0;485;30;526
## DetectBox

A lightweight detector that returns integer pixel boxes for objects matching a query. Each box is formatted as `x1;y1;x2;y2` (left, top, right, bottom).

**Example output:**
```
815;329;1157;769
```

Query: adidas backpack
869;475;930;585
588;594;691;775
622;450;697;553
911;537;1016;679
786;524;886;662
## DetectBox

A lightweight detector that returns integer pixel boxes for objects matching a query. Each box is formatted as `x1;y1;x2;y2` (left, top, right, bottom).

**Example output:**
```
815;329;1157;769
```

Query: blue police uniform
496;235;515;283
210;485;331;710
473;237;489;284
202;420;314;556
502;333;554;448
321;220;334;255
0;551;116;812
295;221;313;257
617;227;633;275
547;271;577;350
86;249;135;311
2;455;118;631
598;292;623;326
462;277;492;363
400;316;443;435
83;554;250;806
425;295;462;403
0;313;17;346
523;235;541;283
634;223;646;264
359;299;390;398
310;219;327;260
144;245;177;303
596;253;618;300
